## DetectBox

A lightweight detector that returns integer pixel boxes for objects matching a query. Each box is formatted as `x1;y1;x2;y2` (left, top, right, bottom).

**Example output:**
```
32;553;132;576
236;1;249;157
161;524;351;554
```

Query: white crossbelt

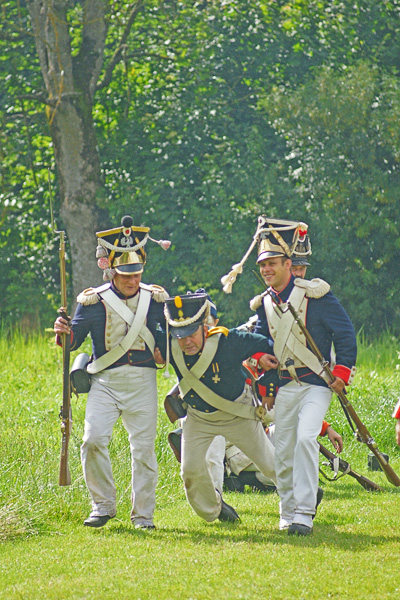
264;287;330;383
172;335;262;420
271;285;305;360
87;287;154;374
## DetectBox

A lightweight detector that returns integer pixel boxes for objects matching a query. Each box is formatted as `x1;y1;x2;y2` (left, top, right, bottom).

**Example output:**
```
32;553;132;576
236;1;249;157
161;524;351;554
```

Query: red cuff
252;352;267;370
243;363;259;379
320;420;330;436
332;365;352;385
393;398;400;419
245;381;270;400
258;384;267;397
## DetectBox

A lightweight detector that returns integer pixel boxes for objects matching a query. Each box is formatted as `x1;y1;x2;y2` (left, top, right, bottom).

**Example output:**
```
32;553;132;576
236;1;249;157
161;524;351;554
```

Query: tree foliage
1;0;400;335
263;61;400;332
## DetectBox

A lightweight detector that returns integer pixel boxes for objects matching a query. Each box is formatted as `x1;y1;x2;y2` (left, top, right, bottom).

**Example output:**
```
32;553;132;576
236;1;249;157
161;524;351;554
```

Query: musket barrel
258;280;400;487
57;230;72;486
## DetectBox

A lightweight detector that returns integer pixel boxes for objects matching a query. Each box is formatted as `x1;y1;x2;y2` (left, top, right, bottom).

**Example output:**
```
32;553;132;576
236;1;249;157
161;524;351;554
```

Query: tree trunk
27;0;108;302
51;100;104;301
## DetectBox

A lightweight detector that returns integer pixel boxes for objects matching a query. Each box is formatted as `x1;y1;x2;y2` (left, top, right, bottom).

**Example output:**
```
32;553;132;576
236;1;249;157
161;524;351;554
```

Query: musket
252;270;400;487
286;301;400;486
50;176;72;486
58;230;72;486
318;442;382;492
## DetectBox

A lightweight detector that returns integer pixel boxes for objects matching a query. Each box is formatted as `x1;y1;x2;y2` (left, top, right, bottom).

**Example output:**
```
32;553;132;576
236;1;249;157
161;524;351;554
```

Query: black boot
84;515;113;528
218;500;240;523
168;428;183;463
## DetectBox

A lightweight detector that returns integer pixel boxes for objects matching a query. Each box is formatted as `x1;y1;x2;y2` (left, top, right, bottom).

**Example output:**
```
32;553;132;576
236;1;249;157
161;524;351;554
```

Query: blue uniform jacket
254;275;357;388
69;282;165;369
163;328;273;413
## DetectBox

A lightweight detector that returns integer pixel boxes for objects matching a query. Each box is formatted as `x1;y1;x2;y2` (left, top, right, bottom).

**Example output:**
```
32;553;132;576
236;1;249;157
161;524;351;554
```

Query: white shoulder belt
87;285;154;374
264;285;330;383
172;335;262;420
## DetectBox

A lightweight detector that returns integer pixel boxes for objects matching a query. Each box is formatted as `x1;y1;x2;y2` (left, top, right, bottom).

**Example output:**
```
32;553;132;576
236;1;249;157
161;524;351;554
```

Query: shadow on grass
22;481;400;550
98;514;400;552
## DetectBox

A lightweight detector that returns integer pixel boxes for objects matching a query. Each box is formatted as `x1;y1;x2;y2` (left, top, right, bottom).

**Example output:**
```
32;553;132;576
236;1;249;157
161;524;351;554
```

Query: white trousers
206;435;226;494
226;426;276;486
81;365;158;525
179;419;226;494
274;381;332;528
181;388;276;522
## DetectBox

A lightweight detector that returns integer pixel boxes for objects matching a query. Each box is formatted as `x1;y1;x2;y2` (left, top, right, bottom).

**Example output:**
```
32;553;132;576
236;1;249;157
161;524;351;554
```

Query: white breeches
81;365;158;525
181;389;276;522
274;381;332;528
206;435;226;494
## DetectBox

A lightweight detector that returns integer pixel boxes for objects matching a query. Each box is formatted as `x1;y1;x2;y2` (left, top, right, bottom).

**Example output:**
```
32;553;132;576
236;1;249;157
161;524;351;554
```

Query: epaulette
207;326;229;337
237;314;258;332
76;283;110;305
249;290;269;311
140;283;169;302
294;277;330;298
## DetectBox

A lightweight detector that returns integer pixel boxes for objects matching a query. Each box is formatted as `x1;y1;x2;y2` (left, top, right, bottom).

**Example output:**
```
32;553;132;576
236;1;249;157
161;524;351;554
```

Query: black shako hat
164;292;210;339
256;218;308;263
291;233;312;266
95;215;171;281
194;288;218;321
221;215;308;293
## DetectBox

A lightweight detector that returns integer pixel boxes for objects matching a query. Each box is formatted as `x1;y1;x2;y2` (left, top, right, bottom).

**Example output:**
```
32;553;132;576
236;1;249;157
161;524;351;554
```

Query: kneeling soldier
162;292;278;523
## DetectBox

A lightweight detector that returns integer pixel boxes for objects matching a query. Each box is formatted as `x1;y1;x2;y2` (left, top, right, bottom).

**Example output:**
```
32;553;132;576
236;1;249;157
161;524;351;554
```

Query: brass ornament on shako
220;216;308;293
113;251;144;274
174;296;184;319
95;215;171;281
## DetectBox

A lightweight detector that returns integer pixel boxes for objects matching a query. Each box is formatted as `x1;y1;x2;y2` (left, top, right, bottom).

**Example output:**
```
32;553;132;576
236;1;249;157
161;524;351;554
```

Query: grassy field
1;330;400;599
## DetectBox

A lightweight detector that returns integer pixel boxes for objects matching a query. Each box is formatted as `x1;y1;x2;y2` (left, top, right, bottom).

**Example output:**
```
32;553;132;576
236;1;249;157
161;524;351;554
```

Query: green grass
1;331;400;599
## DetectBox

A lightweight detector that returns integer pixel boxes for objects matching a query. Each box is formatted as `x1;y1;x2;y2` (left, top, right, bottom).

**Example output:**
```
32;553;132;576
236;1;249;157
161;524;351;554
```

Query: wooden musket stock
58;231;72;486
318;442;381;492
285;300;400;487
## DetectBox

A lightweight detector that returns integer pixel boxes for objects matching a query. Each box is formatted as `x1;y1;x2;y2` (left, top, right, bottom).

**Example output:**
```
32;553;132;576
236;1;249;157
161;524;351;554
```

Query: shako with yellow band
221;215;308;293
95;215;171;281
164;292;210;339
256;217;307;262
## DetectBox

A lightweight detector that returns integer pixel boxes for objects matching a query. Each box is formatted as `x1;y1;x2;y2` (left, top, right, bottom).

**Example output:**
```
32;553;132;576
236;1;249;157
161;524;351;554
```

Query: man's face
291;265;307;279
258;256;292;291
177;324;206;355
113;272;142;296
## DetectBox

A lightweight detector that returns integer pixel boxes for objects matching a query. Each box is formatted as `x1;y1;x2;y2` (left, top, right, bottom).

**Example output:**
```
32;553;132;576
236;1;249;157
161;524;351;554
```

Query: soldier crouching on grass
54;216;170;530
159;291;279;523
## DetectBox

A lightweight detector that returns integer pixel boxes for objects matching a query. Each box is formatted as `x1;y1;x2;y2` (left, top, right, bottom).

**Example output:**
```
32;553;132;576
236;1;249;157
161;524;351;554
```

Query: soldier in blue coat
161;292;278;523
290;232;311;280
221;217;357;536
54;216;170;529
